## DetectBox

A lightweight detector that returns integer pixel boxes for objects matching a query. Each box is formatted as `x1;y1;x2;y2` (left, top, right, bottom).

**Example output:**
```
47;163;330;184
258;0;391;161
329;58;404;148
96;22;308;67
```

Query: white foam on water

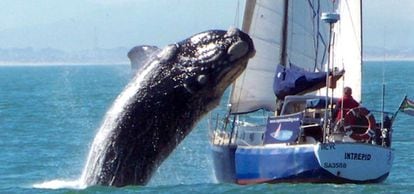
32;179;85;190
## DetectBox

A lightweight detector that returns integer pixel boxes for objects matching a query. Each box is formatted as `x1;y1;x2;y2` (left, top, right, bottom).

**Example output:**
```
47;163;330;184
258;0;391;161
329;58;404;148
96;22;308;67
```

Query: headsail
229;0;284;114
229;0;334;114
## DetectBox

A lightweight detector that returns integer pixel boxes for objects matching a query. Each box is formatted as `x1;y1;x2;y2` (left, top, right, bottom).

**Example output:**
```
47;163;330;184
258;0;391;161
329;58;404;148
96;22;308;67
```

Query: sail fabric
230;0;284;114
285;1;332;70
319;0;362;102
230;0;334;114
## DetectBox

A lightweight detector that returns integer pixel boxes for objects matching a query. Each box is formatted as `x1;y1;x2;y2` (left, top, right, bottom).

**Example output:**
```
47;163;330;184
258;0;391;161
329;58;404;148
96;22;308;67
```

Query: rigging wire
234;0;240;27
307;0;325;72
381;24;386;130
229;0;244;115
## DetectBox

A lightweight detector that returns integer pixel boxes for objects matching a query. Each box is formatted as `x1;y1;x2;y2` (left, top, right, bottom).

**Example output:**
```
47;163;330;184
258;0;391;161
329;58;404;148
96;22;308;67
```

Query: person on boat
335;87;376;143
335;86;359;121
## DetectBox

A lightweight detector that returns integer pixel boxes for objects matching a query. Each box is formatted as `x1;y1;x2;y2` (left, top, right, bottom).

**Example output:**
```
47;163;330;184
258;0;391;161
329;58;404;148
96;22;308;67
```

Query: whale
81;28;255;187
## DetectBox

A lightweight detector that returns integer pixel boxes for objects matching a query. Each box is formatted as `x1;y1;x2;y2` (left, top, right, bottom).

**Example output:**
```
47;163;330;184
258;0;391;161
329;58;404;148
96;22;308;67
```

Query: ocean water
0;61;413;193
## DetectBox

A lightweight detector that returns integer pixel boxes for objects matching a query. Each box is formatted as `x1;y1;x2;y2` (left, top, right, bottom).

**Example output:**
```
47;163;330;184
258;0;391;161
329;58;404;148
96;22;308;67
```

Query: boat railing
209;113;237;146
369;110;394;147
209;113;268;146
209;107;394;147
325;109;394;147
234;124;266;146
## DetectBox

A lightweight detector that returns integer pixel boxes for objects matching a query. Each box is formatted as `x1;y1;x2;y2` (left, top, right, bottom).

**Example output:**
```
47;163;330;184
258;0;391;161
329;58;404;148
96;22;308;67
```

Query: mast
321;12;340;143
274;0;289;115
241;0;256;33
279;0;289;66
360;0;363;68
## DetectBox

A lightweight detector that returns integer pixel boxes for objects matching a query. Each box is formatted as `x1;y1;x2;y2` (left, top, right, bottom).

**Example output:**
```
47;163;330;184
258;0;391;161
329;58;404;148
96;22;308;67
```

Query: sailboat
209;0;397;184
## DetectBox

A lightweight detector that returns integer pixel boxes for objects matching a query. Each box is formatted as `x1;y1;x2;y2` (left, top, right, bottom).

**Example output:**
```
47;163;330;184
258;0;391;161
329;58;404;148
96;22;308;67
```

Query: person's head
343;87;352;97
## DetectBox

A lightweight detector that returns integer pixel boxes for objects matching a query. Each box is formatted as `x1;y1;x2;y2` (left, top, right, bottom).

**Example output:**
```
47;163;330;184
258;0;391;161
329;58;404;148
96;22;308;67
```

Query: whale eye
197;74;207;85
183;74;208;94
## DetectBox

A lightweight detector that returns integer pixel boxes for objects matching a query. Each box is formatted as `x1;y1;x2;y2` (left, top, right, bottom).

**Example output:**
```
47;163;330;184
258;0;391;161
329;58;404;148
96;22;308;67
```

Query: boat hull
211;144;237;183
212;143;394;184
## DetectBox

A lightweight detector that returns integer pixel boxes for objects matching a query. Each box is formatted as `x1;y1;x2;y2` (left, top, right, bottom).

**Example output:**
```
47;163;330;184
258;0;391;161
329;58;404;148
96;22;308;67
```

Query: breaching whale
81;28;255;187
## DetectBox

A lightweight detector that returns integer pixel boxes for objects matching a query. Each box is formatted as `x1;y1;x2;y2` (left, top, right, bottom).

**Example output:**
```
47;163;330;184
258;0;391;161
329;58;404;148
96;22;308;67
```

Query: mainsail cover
273;63;344;100
229;0;333;114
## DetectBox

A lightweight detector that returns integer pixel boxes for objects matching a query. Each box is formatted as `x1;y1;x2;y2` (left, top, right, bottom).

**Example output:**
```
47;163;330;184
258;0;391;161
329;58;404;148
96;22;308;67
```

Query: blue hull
211;143;391;184
211;144;237;183
235;145;320;184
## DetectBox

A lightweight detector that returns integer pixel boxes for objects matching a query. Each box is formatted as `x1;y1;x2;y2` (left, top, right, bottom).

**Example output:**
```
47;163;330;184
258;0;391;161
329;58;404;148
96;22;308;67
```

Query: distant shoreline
364;57;414;62
0;57;413;66
0;61;130;66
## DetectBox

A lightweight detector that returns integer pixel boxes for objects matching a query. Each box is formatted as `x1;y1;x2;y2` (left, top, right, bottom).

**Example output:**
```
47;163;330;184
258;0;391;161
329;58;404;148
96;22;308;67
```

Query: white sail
230;0;334;114
285;1;331;70
322;0;362;101
229;0;283;114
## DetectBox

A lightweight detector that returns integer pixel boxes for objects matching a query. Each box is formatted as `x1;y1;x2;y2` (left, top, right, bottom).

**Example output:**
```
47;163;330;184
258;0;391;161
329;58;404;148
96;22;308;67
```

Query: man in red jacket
336;87;359;121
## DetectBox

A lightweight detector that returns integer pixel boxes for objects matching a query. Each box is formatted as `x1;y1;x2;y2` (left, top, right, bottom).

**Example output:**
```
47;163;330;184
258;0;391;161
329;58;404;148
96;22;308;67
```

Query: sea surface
0;61;413;193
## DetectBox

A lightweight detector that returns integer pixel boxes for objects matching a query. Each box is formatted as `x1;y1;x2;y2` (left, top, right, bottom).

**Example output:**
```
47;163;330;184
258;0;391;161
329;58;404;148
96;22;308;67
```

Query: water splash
32;179;85;190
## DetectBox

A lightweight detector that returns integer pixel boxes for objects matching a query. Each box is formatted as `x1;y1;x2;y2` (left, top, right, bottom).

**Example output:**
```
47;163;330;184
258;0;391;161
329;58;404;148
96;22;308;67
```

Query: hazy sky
0;0;241;51
363;0;414;51
0;0;412;52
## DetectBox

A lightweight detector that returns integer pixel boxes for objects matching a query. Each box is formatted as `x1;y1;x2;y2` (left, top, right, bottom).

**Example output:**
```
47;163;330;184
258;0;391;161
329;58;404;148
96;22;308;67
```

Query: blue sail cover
273;64;344;99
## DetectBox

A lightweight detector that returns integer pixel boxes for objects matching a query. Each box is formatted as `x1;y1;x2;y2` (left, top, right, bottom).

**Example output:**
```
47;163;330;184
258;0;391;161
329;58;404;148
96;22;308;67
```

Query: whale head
154;27;255;110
